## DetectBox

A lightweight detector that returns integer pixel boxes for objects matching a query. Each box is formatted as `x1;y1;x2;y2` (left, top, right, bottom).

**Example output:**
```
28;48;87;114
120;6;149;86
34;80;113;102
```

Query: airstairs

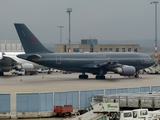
63;94;160;120
64;102;119;120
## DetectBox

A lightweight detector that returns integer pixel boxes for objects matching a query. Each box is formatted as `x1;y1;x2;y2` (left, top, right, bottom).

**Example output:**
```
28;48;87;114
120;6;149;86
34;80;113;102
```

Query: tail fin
14;23;52;54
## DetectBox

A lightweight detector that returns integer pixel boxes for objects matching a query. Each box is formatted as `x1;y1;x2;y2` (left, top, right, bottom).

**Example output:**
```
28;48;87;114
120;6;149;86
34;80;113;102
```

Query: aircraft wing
3;54;43;70
0;55;17;72
90;60;136;77
2;55;17;65
92;61;120;68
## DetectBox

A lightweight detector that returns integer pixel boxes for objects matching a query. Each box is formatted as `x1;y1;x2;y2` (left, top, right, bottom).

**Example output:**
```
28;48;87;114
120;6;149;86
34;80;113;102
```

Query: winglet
14;23;52;54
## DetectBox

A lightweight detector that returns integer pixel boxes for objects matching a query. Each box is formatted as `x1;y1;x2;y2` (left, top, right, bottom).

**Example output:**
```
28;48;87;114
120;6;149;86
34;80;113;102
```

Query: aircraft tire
79;75;82;79
84;75;88;79
101;75;105;79
135;74;139;78
96;75;105;79
79;75;88;79
0;72;4;76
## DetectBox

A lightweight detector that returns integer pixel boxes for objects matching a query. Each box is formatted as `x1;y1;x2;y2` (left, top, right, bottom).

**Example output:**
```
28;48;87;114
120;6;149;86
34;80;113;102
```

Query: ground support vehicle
11;69;37;75
143;64;160;74
63;94;160;120
54;105;73;117
38;68;53;74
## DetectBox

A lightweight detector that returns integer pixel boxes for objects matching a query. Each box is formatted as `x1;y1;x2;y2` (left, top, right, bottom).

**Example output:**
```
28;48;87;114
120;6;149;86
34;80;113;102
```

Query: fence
0;94;10;113
1;85;160;113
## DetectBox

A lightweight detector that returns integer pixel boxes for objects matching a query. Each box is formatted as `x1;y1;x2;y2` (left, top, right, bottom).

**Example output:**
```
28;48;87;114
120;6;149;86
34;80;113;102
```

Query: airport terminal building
0;39;140;53
54;39;140;53
0;40;23;52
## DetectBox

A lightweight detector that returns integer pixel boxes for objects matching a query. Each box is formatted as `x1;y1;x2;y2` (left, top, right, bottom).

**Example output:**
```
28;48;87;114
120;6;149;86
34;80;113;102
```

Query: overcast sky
0;0;159;46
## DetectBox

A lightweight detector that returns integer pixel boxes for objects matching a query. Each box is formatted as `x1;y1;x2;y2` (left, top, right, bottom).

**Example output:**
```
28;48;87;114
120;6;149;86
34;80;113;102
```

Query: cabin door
56;55;61;64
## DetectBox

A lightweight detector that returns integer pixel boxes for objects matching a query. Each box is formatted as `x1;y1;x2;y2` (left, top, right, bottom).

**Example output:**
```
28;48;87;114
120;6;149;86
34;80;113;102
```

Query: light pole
66;8;72;52
57;26;64;44
151;1;159;64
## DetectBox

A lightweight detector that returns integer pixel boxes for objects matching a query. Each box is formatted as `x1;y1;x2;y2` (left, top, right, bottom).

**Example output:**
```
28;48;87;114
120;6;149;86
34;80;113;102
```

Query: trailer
54;105;73;117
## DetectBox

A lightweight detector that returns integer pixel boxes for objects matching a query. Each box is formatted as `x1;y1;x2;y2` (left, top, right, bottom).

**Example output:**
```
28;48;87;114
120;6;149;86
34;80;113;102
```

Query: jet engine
114;65;136;76
15;63;34;70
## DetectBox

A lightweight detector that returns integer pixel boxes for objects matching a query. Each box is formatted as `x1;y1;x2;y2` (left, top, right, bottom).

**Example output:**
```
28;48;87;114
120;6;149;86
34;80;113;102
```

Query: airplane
0;52;44;76
14;23;155;79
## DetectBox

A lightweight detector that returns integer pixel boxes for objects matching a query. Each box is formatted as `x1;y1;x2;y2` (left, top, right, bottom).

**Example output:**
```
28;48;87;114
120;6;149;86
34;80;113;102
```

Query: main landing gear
0;72;4;76
79;74;88;79
95;75;105;79
95;69;106;79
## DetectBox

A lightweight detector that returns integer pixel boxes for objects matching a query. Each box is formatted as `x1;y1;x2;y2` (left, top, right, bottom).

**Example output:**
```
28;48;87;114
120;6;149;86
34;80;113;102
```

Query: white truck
108;109;160;120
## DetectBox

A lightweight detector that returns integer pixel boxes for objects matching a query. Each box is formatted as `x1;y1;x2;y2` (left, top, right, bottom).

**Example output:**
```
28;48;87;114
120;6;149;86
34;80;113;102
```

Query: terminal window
109;48;112;51
122;48;125;52
73;48;80;52
116;48;119;52
134;48;138;52
128;48;131;52
104;48;107;51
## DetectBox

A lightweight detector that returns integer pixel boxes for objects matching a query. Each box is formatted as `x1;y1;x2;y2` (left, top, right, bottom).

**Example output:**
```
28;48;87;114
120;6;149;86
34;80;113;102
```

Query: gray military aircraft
14;23;155;79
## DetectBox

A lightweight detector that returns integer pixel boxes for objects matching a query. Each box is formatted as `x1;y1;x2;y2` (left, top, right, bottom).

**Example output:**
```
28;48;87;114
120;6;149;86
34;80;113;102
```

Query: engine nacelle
15;63;34;70
114;66;136;76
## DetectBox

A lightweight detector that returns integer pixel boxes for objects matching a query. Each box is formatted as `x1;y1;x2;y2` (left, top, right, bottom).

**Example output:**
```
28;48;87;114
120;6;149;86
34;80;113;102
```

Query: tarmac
0;72;160;120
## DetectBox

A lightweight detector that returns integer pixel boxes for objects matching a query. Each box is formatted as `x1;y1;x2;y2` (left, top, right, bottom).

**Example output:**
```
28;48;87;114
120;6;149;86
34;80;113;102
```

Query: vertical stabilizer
14;23;52;54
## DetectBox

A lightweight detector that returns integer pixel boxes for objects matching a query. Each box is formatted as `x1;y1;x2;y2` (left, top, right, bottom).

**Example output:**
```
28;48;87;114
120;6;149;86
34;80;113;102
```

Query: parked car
38;68;53;74
63;71;72;74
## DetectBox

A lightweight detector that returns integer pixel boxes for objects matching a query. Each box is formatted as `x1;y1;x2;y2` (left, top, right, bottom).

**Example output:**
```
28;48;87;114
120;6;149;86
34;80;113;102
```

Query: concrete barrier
16;111;54;119
0;113;11;119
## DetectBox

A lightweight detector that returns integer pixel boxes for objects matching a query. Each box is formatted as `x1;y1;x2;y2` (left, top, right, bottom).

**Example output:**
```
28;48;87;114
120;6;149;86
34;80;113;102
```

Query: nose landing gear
134;73;139;78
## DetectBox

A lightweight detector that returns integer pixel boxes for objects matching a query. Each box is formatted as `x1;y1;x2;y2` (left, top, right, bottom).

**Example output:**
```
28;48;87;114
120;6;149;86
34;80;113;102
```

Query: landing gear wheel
0;72;4;76
101;75;105;79
95;75;105;79
135;74;139;78
79;74;88;79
